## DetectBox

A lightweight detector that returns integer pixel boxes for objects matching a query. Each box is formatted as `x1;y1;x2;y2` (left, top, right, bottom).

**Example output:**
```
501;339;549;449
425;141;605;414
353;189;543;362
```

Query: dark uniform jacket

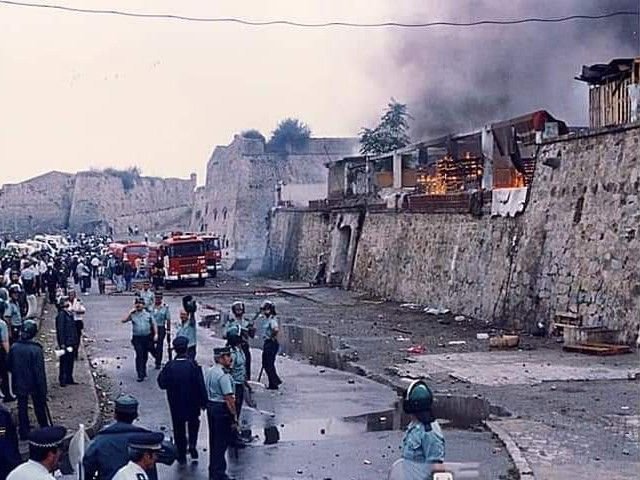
157;357;207;421
7;339;47;397
0;405;20;480
56;309;79;348
83;421;176;480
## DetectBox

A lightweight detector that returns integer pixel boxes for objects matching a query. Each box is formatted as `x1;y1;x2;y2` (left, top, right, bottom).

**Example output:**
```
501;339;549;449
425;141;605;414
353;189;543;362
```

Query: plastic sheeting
491;187;528;217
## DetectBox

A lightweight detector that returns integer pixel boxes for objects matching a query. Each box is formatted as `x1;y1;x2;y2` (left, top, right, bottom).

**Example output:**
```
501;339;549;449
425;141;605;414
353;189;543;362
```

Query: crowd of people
0;233;444;480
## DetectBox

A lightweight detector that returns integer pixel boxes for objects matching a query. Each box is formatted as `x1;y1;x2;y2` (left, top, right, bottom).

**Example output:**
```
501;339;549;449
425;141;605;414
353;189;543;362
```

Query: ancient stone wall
193;135;359;266
265;124;640;343
0;171;75;234
0;171;195;235
68;172;195;234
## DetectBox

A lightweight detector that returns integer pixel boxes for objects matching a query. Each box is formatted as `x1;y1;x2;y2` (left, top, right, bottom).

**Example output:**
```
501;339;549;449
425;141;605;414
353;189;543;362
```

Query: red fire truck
159;234;207;288
201;235;222;278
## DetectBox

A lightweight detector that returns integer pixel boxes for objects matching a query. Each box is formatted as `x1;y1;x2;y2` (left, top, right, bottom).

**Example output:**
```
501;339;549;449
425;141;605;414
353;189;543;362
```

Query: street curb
485;420;535;478
82;342;104;438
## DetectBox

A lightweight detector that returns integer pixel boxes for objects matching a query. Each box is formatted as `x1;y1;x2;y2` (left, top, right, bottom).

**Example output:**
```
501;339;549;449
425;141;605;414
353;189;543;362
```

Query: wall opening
330;225;351;284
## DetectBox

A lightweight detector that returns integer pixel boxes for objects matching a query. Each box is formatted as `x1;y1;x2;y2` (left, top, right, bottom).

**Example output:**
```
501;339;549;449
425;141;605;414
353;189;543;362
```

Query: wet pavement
80;285;514;479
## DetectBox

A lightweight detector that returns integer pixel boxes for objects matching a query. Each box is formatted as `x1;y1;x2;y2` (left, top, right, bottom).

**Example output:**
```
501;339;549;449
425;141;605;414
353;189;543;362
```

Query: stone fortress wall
264;124;640;342
190;134;359;267
0;170;196;236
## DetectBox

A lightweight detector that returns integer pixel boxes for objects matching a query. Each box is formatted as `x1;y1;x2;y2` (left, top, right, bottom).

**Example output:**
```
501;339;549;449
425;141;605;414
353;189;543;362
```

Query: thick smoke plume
388;0;637;138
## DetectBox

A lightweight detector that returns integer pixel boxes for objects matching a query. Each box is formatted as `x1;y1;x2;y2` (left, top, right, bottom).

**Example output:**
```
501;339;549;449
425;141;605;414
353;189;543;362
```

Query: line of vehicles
107;232;222;289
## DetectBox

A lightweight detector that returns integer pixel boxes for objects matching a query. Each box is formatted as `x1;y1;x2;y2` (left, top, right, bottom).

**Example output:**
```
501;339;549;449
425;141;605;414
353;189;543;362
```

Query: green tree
360;99;411;155
267;118;311;152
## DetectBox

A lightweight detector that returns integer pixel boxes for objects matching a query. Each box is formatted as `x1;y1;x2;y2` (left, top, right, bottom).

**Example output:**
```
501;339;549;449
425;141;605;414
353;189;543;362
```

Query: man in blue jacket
83;394;176;480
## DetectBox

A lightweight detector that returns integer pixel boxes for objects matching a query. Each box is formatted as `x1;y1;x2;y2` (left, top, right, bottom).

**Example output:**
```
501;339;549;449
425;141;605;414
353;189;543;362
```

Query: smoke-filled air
382;0;637;138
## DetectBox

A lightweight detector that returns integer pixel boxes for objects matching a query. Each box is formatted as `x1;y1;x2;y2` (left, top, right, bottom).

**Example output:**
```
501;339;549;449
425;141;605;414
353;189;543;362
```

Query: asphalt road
81;288;513;479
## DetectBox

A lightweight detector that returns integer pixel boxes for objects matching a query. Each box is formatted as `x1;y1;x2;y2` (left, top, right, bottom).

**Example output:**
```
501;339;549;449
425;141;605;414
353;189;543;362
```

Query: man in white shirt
112;431;164;480
7;425;67;480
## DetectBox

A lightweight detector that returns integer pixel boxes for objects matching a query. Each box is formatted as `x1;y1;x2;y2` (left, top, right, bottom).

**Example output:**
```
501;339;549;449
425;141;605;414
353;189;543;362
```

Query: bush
267;118;311;152
241;129;266;142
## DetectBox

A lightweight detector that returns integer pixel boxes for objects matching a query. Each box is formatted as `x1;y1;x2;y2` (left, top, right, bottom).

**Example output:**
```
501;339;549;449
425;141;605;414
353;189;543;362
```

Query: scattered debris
424;307;450;315
407;345;426;355
403;357;417;364
454;315;466;322
391;327;412;335
400;303;423;310
395;336;410;342
489;335;520;349
448;340;466;346
563;343;632;356
363;459;371;465
476;333;489;340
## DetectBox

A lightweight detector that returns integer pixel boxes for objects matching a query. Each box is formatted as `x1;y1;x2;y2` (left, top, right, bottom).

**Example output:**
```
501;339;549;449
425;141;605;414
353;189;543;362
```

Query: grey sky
0;1;630;185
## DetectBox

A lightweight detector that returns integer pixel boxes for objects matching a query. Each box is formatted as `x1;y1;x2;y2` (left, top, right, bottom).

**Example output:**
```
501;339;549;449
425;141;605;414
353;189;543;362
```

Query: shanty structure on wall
320;110;567;216
576;57;640;128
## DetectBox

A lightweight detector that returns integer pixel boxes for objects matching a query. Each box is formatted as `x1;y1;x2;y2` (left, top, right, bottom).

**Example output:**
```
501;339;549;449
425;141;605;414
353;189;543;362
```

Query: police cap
172;336;188;352
21;320;38;340
213;346;231;358
134;297;146;305
28;425;67;448
127;432;164;451
114;394;139;415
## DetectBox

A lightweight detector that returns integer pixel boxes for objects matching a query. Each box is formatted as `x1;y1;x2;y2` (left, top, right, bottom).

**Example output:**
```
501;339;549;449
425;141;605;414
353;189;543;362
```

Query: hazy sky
0;1;633;185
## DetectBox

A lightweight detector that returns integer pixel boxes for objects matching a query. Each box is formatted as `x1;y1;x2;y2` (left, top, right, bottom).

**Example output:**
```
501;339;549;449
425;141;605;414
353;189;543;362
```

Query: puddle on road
240;403;477;445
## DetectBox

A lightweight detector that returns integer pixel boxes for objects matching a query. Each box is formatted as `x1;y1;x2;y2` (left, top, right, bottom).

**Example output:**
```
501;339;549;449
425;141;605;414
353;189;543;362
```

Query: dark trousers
47;286;57;305
241;341;251;380
187;345;196;361
234;383;244;419
0;349;11;399
17;393;48;438
154;326;166;367
262;339;282;389
59;347;77;385
131;335;151;379
98;278;105;294
207;402;232;480
172;413;200;460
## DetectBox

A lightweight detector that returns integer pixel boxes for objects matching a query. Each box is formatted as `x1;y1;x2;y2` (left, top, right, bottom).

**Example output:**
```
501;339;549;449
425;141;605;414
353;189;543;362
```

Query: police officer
4;286;22;344
137;282;154;312
55;296;79;386
205;347;237;480
150;292;170;369
83;394;176;480
179;295;199;359
7;320;49;439
6;425;67;480
111;432;164;480
224;301;254;380
157;337;207;464
0;403;20;480
401;379;445;466
226;333;247;418
260;301;282;390
122;298;157;382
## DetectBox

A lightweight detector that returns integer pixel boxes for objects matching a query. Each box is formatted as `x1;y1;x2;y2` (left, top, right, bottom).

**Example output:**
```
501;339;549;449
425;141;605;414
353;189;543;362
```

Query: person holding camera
122;298;157;382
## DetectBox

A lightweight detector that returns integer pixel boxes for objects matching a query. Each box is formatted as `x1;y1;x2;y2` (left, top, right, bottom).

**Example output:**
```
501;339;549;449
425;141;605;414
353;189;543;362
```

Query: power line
0;0;637;29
